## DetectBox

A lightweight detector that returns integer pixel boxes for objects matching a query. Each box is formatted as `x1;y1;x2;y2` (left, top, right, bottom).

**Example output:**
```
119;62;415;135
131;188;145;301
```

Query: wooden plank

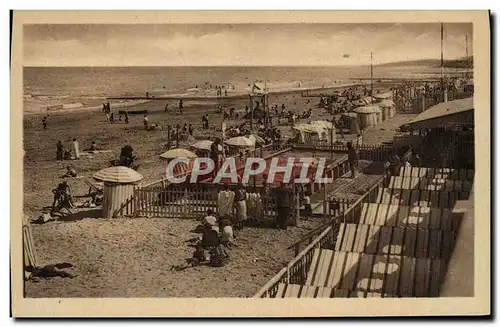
441;231;456;260
403;228;417;257
327;251;347;288
353;224;369;253
359;203;370;225
399;257;417;297
383;255;401;296
429;208;442;230
275;283;287;298
384;204;400;227
466;169;475;180
317;286;333;298
429;191;440;208
364;225;381;255
414;258;431;297
369;254;387;293
458;169;467;181
415;228;430;258
355;254;375;292
378;226;393;255
440;208;452;231
428;229;443;259
391;189;402;205
365;204;379;225
419;206;432;229
410;190;420;207
390;227;405;256
305;249;321;285
340;252;361;291
428;259;446;297
419;190;430;207
396;206;410;228
335;223;346;251
400;190;411;206
375;204;389;226
333;289;349;298
314;249;334;287
302;285;318;298
405;206;421;228
440;191;450;208
287;284;301;298
341;224;357;252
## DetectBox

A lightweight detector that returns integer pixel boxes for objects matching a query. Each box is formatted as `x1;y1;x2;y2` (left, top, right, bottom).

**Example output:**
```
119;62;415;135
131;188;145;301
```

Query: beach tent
353;105;379;129
93;166;143;218
341;113;361;134
373;106;383;124
292;122;334;144
378;99;396;119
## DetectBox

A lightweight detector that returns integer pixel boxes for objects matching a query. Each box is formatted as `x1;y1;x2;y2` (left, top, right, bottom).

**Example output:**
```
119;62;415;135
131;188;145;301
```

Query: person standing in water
72;138;80;160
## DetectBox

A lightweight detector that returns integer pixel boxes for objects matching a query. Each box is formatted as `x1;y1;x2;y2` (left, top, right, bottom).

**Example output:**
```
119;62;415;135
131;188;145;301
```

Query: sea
23;65;458;115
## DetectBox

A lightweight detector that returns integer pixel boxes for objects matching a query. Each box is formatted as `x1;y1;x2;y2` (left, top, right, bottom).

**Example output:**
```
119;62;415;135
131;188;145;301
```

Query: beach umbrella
159;148;197;160
190;140;213;151
247;134;266;145
224;136;255;147
92;166;143;184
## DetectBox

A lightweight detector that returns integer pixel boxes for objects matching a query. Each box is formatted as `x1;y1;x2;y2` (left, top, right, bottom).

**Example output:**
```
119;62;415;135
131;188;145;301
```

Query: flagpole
370;51;374;103
440;22;444;101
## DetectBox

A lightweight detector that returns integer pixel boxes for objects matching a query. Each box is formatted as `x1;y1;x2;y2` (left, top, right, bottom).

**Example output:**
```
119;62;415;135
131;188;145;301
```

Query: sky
23;23;473;67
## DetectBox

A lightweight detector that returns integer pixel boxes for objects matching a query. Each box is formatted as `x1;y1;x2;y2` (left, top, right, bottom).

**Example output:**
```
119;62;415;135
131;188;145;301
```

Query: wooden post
323;183;328;218
294;183;300;227
176;124;180;148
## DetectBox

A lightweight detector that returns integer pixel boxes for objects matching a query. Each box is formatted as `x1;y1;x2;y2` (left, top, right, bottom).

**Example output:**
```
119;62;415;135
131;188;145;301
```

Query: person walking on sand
41;116;48;130
72;138;80;160
124;111;129;124
234;182;247;229
188;124;194;136
56;140;64;160
275;182;292;230
164;103;169;113
347;142;358;179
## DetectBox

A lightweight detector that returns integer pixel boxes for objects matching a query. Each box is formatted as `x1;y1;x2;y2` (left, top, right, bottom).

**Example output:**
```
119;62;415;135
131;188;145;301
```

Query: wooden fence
294;143;396;162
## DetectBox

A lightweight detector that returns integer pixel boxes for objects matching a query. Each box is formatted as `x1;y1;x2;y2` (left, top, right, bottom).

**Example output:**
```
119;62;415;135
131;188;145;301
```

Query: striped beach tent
23;214;38;280
92;166;143;184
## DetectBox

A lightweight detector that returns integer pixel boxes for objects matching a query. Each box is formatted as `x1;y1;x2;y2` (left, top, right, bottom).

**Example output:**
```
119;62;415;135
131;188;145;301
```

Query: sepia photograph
11;10;490;317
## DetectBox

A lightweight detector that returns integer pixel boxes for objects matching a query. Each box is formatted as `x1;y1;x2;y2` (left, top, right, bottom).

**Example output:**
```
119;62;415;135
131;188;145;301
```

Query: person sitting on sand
202;209;218;228
56;140;64;160
219;216;235;247
143;114;149;129
51;181;74;213
61;165;77;178
120;144;134;167
90;141;98;151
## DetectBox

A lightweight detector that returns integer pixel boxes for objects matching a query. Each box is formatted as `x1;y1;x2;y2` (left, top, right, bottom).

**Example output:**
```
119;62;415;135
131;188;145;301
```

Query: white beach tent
225;136;256;148
190;140;213;151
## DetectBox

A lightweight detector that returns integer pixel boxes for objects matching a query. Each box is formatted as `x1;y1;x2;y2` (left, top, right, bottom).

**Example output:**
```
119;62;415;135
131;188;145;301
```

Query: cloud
23;23;473;66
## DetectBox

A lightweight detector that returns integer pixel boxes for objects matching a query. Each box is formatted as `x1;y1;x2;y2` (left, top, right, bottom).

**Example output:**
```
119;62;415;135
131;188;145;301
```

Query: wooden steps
358;203;462;231
375;188;470;208
333;223;456;259
303;249;446;297
388;176;473;192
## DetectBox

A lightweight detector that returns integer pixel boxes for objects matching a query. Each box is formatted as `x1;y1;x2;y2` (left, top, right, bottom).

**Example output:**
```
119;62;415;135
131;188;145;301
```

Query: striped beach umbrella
225;136;255;147
159;148;197;160
92;166;143;184
190;140;213;151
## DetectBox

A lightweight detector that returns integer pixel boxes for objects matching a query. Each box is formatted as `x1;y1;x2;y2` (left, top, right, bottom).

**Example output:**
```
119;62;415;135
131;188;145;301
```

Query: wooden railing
288;171;391;256
253;226;333;298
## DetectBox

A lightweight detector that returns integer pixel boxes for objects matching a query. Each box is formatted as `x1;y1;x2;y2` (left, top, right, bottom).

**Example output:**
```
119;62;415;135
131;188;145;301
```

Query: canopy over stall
404;97;474;130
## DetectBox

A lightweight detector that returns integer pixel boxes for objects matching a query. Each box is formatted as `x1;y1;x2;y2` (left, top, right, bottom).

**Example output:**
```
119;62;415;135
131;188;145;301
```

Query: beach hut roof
353;105;380;114
406;97;473;129
374;91;393;100
225;136;255;147
190;140;213;151
93;166;143;184
159;148;198;160
378;99;396;108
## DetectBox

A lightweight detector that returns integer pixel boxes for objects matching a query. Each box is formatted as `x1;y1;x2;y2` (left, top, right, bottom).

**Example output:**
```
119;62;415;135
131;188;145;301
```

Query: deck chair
84;179;104;196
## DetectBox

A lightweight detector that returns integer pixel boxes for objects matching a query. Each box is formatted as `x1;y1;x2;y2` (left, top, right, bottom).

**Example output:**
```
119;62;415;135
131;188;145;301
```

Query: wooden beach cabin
93;166;144;218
